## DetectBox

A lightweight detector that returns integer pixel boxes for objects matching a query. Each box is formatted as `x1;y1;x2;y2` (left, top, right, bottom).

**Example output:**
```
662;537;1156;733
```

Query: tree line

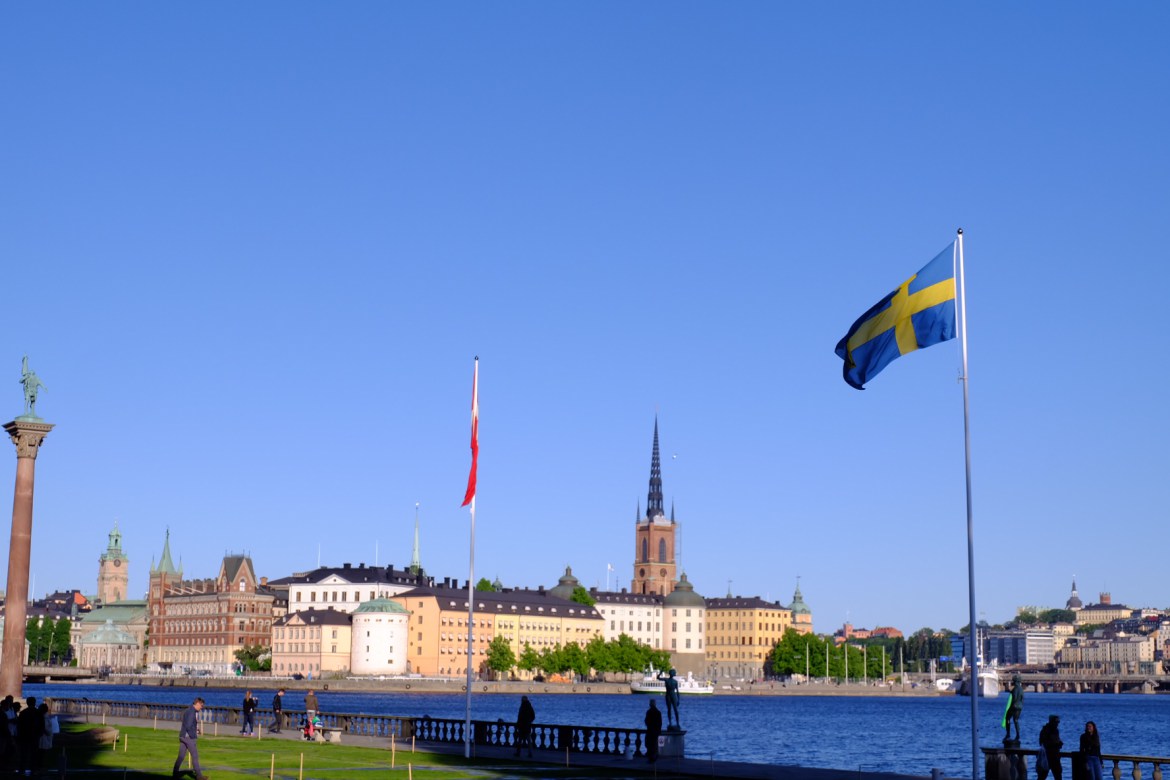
485;633;671;681
25;616;73;665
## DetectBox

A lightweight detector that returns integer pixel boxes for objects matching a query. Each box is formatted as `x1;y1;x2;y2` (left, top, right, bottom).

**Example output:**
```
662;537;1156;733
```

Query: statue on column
19;356;45;419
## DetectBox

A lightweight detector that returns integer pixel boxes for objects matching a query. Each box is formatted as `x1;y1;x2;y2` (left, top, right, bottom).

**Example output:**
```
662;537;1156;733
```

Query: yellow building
705;595;794;681
391;581;604;678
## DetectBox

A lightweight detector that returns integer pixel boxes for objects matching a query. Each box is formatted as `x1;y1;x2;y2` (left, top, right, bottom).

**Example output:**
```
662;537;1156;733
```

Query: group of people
1038;715;1103;780
0;696;58;776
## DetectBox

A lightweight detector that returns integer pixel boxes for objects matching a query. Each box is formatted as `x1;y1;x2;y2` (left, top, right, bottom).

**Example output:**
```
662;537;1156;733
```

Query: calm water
25;684;1170;778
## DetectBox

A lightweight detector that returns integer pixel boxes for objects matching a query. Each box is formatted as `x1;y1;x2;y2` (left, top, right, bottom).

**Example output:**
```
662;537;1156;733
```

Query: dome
789;584;811;615
664;573;705;607
549;566;580;600
80;619;137;646
353;598;408;614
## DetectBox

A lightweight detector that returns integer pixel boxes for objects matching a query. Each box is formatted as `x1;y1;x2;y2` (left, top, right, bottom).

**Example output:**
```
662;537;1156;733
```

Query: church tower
96;520;129;604
632;418;678;596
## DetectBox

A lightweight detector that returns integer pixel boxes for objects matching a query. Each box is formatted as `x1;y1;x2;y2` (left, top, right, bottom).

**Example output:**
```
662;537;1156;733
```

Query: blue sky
2;3;1167;634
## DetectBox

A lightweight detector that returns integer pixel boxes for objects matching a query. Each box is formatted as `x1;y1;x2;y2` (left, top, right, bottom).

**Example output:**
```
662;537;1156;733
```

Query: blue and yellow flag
835;243;957;390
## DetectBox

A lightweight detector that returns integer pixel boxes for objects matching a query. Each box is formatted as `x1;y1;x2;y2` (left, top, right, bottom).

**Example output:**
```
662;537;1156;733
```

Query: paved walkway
91;715;923;780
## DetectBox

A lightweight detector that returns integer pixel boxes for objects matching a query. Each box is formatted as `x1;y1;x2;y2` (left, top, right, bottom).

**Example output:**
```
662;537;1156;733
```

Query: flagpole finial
957;228;963;236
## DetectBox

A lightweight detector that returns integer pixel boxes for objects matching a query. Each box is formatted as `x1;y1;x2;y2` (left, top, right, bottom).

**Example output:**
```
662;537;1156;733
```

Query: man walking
270;689;284;734
172;697;207;780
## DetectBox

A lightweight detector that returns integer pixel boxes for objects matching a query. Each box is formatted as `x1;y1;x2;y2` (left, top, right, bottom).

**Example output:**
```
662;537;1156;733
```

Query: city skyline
4;4;1168;633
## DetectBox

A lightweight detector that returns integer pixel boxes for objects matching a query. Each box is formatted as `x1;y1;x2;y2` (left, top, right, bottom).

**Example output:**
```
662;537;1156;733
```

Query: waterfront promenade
86;710;922;780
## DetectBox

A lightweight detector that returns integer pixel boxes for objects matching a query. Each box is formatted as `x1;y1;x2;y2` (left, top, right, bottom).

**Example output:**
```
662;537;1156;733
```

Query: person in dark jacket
1040;715;1064;780
172;697;206;780
1080;721;1102;780
16;696;43;776
240;691;257;735
644;700;662;763
270;689;284;734
513;696;535;757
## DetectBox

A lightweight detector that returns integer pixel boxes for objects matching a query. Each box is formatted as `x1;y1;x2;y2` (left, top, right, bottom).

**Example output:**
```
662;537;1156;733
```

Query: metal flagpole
956;228;980;780
464;496;475;758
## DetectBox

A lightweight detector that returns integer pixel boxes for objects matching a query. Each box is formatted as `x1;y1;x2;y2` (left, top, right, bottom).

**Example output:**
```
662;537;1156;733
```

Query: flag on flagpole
461;358;479;507
835;243;957;389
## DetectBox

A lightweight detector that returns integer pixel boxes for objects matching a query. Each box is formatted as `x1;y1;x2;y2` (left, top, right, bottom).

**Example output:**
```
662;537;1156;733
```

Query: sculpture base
660;729;686;758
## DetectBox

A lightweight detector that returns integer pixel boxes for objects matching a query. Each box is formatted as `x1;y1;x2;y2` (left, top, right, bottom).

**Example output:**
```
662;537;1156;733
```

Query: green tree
569;586;596;607
485;636;516;679
517;643;541;675
561;642;589;680
1015;610;1040;626
1039;609;1076;624
51;617;73;664
611;634;645;673
475;578;496;592
24;618;42;663
233;644;272;672
539;646;566;675
585;635;613;675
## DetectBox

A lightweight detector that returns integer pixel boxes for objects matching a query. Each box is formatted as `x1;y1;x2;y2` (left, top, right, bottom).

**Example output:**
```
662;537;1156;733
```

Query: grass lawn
56;723;646;779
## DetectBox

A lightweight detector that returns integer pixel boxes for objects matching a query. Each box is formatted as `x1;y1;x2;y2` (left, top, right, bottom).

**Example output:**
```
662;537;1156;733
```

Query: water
25;684;1170;778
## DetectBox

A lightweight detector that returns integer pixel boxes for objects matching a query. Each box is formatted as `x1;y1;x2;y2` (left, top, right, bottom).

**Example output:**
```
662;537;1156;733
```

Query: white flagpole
464;495;475;758
956;228;980;780
462;357;479;760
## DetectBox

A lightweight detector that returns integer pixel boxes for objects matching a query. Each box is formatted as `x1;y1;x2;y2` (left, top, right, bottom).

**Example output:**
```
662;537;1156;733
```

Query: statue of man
1003;673;1024;742
658;668;680;727
19;356;45;418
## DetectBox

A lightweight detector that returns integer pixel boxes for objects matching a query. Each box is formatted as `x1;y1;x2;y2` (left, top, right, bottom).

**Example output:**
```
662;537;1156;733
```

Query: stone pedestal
0;419;53;698
660;727;686;758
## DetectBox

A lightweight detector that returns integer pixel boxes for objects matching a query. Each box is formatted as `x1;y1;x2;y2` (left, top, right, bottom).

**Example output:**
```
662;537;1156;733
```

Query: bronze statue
19;356;45;419
658;668;680;728
1004;673;1024;742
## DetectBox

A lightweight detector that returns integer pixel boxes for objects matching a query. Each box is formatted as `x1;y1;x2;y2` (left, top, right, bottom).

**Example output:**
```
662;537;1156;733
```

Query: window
641;538;648;562
658;538;666;563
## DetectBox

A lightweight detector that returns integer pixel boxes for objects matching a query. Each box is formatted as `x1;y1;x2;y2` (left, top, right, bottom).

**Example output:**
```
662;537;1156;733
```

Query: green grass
57;723;646;779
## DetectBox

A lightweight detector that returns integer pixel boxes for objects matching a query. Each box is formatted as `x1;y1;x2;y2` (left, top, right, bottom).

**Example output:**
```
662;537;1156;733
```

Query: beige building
706;594;794;681
350;599;409;676
271;608;352;677
71;600;148;667
96;521;129;606
275;563;429;615
1056;633;1155;675
390;581;604;678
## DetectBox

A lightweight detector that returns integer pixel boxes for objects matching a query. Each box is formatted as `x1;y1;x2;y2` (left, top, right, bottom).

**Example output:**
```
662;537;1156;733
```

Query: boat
630;666;714;695
957;658;1001;697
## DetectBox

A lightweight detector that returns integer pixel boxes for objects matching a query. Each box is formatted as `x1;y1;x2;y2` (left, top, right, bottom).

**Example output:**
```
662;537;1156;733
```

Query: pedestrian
37;702;58;767
1080;721;1102;780
1040;714;1064;780
271;689;284;733
172;696;207;780
513;695;535;757
304;690;319;738
16;696;43;776
644;700;662;763
240;691;257;735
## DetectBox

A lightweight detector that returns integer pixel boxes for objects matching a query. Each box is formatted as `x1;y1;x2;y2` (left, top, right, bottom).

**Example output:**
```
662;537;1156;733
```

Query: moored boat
630;666;715;695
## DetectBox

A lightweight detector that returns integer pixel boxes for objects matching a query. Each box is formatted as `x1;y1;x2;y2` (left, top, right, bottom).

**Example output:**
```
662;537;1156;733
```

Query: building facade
271;608;352;677
350;599;409;676
276;563;430;615
706;594;794;681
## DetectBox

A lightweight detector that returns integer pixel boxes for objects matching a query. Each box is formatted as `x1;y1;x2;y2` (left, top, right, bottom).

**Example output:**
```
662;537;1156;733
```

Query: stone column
0;419;53;697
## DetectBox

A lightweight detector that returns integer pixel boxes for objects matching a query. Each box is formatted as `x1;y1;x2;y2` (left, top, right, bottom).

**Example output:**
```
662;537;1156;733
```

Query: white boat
630;666;714;695
957;659;1001;697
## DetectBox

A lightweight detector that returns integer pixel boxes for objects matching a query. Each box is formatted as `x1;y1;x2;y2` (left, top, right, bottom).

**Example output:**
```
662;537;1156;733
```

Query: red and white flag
461;358;479;507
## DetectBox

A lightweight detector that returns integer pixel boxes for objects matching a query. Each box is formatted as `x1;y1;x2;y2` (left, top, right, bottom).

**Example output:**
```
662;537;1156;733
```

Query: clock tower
97;520;129;605
632;418;678;597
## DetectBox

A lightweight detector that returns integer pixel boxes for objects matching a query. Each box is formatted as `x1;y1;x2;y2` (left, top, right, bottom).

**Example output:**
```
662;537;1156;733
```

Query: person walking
270;689;284;734
304;690;319;738
240;691;257;735
172;697;207;780
1040;714;1064;780
644;700;662;763
513;695;535;757
1080;721;1102;780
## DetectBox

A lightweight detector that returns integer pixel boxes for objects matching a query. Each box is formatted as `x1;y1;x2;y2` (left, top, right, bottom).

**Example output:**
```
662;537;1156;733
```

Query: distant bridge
23;665;99;683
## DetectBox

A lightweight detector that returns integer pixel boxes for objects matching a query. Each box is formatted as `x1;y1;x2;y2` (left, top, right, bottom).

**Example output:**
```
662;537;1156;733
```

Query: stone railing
48;698;650;757
984;747;1169;780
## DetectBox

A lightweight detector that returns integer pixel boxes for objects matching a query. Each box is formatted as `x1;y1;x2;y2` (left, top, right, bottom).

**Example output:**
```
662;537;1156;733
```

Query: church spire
646;417;664;519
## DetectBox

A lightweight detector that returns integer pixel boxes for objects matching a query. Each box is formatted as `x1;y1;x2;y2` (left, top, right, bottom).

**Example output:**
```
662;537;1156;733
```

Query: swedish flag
835;243;957;390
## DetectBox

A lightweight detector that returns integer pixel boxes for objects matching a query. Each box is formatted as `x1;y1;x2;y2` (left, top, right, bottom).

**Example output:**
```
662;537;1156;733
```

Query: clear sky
3;3;1167;634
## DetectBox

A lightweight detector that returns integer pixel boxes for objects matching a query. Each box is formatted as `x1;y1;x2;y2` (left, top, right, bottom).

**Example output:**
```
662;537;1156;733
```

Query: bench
309;726;341;744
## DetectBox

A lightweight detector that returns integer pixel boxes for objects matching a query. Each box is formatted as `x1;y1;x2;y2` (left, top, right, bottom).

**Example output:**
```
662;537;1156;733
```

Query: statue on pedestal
658;668;681;728
1003;673;1024;744
18;356;45;420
